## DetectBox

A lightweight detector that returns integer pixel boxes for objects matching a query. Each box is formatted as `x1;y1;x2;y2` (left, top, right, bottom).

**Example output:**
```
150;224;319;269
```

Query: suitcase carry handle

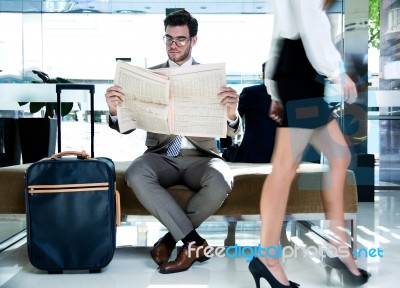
50;150;90;160
115;189;121;227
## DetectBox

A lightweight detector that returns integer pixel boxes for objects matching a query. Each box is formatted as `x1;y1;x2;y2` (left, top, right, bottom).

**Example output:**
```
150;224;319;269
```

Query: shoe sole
158;256;210;274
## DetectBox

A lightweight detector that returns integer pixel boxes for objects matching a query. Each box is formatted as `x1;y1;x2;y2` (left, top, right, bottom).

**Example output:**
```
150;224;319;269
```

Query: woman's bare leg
258;127;312;284
311;119;360;274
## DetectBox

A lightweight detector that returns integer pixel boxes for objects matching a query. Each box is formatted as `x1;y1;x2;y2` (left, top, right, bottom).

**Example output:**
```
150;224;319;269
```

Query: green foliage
18;70;75;118
369;0;380;49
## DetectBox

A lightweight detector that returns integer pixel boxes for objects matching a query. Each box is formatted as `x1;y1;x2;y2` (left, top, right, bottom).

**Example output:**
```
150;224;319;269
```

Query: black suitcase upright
24;84;118;273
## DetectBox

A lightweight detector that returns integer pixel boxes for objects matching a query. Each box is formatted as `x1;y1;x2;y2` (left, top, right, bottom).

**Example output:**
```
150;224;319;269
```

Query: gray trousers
125;152;233;241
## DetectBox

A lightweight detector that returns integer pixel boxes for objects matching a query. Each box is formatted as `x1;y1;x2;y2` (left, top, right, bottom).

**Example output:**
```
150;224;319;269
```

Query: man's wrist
109;114;118;123
227;111;239;127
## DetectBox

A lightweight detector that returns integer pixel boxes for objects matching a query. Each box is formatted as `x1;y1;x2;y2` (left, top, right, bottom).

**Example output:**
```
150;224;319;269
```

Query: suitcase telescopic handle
56;84;95;158
55;84;95;95
50;150;90;160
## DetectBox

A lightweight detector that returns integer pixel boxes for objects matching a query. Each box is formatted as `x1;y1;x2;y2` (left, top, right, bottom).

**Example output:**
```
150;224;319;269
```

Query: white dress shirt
265;0;343;101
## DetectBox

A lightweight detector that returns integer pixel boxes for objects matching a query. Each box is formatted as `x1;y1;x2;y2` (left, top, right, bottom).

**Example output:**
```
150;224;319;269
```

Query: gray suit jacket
109;60;241;159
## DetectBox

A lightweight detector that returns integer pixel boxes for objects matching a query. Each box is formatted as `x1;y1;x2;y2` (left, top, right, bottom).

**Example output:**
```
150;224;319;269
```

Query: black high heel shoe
324;256;370;287
248;257;300;288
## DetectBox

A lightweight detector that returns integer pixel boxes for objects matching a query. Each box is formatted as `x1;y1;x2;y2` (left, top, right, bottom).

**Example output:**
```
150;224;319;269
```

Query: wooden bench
0;162;358;247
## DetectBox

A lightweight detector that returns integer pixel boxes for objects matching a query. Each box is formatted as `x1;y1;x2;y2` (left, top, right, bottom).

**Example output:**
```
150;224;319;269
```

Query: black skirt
272;38;333;129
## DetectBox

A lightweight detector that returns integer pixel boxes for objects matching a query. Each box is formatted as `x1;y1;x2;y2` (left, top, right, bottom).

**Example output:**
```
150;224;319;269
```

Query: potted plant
18;70;74;118
0;117;21;167
17;70;76;163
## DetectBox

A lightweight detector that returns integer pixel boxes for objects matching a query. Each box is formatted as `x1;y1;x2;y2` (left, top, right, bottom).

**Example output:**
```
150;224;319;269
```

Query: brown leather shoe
159;241;210;274
150;233;176;265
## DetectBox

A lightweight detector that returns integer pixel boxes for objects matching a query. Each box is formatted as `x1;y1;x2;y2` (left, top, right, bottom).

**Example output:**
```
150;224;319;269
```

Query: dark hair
163;10;198;37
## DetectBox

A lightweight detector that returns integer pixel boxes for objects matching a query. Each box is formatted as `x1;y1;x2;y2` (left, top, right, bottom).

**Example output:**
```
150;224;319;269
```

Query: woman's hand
332;74;357;104
269;100;283;124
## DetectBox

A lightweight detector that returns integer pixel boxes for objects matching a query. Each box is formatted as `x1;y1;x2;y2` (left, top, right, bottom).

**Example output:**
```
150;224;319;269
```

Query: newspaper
114;61;227;137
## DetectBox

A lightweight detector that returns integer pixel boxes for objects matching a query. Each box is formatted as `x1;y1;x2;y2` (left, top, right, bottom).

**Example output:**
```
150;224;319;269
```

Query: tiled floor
0;191;399;288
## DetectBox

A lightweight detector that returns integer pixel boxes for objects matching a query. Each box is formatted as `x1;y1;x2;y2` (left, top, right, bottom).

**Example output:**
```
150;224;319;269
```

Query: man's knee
209;168;233;191
207;173;233;204
125;162;142;185
125;159;155;192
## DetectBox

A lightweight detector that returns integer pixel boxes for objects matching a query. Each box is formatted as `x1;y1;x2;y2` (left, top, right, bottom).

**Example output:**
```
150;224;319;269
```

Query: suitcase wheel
89;268;102;273
48;270;63;274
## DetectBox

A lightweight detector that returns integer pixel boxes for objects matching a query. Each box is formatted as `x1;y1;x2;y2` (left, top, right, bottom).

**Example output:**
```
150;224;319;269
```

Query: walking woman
248;0;371;287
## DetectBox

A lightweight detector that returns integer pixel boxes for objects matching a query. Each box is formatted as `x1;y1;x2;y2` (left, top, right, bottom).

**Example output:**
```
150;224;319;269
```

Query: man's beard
168;46;191;63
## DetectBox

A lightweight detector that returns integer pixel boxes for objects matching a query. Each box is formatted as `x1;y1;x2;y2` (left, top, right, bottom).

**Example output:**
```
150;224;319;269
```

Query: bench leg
223;220;293;247
351;218;357;258
281;221;292;247
121;214;128;223
224;220;237;246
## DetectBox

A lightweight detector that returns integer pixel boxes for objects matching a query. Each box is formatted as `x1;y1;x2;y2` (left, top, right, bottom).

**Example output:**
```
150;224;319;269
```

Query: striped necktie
166;135;183;157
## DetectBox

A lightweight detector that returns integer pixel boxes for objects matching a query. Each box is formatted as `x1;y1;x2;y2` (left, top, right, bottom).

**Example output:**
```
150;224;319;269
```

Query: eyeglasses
163;35;192;47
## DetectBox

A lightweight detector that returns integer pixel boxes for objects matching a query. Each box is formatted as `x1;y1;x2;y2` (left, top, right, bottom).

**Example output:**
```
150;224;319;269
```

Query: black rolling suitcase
25;84;119;273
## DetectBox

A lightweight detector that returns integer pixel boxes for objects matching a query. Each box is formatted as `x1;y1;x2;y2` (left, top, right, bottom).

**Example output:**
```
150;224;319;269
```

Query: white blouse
265;0;343;100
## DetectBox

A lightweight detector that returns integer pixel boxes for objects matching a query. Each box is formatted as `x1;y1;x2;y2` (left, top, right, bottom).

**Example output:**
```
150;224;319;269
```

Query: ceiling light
45;0;76;12
115;10;146;14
